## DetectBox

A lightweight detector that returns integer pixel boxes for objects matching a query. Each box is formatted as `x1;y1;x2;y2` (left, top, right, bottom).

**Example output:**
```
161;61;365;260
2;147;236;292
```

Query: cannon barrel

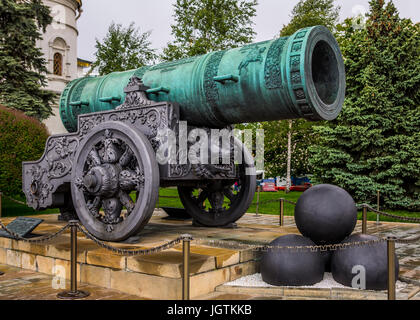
60;26;345;132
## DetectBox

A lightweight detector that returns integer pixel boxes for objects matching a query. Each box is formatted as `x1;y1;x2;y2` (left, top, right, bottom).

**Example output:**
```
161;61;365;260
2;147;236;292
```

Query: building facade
39;0;84;134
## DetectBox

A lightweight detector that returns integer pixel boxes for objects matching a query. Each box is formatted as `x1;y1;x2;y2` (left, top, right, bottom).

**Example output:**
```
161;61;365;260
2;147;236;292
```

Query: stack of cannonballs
260;184;399;290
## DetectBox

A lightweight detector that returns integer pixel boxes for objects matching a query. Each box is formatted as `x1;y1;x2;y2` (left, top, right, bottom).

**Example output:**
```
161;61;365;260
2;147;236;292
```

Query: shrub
0;104;49;197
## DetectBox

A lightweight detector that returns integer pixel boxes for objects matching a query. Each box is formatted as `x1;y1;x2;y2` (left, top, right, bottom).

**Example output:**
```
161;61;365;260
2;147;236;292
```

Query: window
53;52;62;76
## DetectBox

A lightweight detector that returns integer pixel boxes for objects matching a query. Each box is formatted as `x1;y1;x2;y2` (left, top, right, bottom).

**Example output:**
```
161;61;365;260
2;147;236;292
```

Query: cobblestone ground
0;264;145;300
0;211;418;300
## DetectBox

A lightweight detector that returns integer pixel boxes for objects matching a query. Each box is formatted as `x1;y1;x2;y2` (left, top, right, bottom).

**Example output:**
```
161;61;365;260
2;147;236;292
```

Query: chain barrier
394;234;420;244
193;237;388;252
362;204;420;223
252;198;297;206
77;223;191;256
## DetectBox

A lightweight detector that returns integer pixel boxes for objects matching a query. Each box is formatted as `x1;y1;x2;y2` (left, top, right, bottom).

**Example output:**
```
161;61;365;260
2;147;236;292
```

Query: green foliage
0;0;55;120
161;0;257;61
90;22;157;76
280;0;340;36
0;105;49;197
261;119;317;178
309;0;420;210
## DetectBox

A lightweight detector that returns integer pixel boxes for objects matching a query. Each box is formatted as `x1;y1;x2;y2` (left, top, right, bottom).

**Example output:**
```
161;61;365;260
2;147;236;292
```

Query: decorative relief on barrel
287;28;316;119
238;46;266;75
204;51;226;124
264;38;287;89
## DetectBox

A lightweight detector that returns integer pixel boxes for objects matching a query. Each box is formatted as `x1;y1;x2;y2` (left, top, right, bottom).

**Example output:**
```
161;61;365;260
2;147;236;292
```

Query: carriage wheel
71;122;159;241
177;141;256;227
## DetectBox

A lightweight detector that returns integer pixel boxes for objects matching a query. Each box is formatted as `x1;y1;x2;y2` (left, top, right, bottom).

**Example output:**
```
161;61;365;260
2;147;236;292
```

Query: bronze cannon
23;26;345;241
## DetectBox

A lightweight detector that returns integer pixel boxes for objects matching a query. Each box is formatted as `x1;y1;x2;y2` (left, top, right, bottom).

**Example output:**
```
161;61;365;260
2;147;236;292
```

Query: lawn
1;188;419;224
1;194;59;217
157;187;420;224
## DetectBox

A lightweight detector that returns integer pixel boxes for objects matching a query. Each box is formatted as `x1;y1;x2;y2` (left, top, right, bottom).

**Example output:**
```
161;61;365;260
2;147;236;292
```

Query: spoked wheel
71;122;159;241
177;141;256;227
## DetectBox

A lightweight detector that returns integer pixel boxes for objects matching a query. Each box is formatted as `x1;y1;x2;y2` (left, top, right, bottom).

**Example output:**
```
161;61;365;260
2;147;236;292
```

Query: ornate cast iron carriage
22;26;345;241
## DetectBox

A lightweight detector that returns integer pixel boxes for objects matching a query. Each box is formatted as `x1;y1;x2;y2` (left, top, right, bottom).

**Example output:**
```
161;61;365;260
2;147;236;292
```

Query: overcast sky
77;0;420;61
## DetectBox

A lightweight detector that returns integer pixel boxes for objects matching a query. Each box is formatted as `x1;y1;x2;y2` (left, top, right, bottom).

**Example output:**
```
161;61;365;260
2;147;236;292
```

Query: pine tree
90;22;157;76
0;0;55;120
161;0;257;61
280;0;340;37
309;0;420;210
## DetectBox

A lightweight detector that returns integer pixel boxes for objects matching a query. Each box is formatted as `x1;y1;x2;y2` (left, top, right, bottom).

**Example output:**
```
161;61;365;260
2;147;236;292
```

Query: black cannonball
295;184;357;244
331;234;399;290
260;234;325;286
320;250;333;272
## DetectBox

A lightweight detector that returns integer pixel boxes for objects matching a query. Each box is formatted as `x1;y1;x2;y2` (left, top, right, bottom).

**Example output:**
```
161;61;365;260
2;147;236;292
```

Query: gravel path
225;272;408;291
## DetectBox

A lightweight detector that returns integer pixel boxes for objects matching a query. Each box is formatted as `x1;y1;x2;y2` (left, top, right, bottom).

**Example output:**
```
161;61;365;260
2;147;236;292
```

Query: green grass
2;188;419;224
157;187;420;224
1;194;59;217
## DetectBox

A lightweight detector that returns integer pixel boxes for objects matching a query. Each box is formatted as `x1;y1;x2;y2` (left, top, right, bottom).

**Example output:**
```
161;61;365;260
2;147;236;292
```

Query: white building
39;0;90;135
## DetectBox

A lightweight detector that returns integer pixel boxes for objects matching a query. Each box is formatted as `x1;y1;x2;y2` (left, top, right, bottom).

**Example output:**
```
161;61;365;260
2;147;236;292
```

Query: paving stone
229;261;258;281
36;255;54;275
6;249;21;268
21;252;37;271
190;267;231;298
87;248;126;269
80;264;111;288
110;269;181;299
54;259;82;281
126;250;215;278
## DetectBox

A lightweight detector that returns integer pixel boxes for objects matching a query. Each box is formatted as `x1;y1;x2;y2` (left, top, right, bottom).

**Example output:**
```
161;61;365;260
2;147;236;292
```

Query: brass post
376;190;381;225
256;186;260;216
387;236;397;300
57;221;89;299
362;205;367;234
279;198;284;226
182;236;191;300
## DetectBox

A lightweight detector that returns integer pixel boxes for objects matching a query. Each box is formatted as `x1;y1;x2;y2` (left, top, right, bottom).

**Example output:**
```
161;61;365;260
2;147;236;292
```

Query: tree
261;119;316;179
0;0;55;120
262;0;341;187
280;0;340;37
309;0;420;210
90;22;157;76
162;0;257;61
0;105;49;197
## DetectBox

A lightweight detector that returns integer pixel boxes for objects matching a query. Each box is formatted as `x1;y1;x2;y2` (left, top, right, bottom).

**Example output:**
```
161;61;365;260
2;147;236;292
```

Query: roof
77;58;92;68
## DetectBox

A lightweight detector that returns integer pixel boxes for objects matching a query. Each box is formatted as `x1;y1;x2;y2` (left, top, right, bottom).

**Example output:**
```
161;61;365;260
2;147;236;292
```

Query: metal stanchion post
387;236;396;300
279;198;284;226
182;235;191;300
376;190;381;225
255;186;260;216
362;205;367;234
57;221;90;299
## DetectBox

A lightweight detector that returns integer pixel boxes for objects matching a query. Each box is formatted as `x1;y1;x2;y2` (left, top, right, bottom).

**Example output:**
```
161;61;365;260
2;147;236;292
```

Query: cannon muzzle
60;25;345;132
